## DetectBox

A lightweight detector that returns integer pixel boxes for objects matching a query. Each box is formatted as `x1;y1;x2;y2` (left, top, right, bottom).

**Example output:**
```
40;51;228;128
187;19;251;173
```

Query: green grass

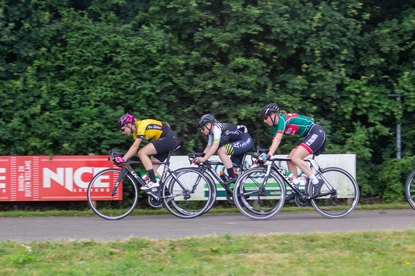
1;230;414;275
0;201;411;218
1;203;413;275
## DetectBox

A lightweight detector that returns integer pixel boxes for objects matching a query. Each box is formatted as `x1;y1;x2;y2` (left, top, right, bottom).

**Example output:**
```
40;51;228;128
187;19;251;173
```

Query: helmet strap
126;123;134;133
271;113;277;125
205;122;213;134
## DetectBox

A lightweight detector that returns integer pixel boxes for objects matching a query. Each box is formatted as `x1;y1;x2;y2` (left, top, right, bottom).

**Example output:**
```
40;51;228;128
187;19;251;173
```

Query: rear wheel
163;168;216;219
405;169;415;210
310;167;359;218
87;168;139;220
233;167;286;220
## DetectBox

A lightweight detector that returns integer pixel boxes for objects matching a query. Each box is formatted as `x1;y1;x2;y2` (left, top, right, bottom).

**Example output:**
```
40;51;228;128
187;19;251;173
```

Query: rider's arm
123;138;142;160
203;142;219;160
268;132;283;156
203;145;212;155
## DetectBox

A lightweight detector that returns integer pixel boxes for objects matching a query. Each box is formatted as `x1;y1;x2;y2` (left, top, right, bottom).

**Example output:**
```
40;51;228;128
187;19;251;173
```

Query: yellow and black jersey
133;119;164;140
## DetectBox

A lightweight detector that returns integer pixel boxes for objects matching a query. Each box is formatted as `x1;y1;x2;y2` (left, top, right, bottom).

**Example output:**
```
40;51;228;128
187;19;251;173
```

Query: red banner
0;156;117;201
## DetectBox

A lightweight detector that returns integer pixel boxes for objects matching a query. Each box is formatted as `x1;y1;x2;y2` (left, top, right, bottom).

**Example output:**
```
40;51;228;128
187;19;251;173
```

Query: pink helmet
118;113;134;130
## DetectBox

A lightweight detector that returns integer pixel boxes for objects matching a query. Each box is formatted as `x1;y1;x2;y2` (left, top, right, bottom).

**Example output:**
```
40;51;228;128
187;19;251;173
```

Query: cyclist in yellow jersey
260;103;326;199
114;113;180;190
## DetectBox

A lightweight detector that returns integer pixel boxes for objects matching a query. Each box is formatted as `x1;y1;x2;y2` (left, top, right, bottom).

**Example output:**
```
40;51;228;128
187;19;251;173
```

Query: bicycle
178;152;251;213
404;169;415;210
86;146;214;220
233;148;360;220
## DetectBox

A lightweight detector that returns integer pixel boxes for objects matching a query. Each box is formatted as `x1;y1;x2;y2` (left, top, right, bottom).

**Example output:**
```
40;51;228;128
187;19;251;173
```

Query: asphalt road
0;209;413;242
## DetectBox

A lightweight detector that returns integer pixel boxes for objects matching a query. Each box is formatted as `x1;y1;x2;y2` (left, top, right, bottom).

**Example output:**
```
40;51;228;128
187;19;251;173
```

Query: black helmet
260;103;279;117
197;114;215;128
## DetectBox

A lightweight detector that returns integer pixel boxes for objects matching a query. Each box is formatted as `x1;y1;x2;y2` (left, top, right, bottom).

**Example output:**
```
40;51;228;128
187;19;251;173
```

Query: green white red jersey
272;113;314;137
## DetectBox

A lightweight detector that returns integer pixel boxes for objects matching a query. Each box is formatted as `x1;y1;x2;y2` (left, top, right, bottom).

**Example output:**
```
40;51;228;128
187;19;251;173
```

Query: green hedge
1;0;415;200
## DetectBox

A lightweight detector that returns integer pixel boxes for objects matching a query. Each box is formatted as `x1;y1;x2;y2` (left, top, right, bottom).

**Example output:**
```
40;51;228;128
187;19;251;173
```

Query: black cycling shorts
223;132;254;166
297;124;326;155
152;123;180;162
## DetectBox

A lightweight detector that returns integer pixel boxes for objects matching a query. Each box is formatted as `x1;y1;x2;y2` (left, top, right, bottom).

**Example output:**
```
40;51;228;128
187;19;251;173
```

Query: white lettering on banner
43;167;108;191
0;168;5;189
25;160;32;197
18;166;25;192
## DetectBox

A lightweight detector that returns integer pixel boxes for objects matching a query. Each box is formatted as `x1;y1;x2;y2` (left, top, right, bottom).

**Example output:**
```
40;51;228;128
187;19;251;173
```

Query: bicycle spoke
405;170;415;210
233;167;285;220
311;167;359;218
87;169;139;220
163;168;216;219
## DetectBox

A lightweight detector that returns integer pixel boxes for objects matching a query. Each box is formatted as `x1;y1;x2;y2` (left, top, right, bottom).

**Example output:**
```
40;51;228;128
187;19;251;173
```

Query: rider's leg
138;143;158;183
218;146;236;179
289;146;314;179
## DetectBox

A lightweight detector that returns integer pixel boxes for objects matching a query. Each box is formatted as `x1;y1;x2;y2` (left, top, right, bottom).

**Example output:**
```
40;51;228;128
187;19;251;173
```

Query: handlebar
108;149;123;161
108;149;125;166
187;152;208;165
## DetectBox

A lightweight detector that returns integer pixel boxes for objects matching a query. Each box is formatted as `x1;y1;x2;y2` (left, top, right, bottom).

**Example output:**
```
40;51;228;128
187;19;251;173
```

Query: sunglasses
200;126;206;131
263;115;269;120
121;124;130;132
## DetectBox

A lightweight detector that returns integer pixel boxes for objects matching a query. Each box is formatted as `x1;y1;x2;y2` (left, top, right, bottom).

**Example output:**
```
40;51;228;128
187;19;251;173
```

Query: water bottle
286;172;300;186
220;171;229;182
299;174;308;187
141;173;150;184
233;168;239;177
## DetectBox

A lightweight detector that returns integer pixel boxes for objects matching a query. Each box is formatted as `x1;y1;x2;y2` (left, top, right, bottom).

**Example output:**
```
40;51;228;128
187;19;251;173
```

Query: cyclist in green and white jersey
260;103;326;199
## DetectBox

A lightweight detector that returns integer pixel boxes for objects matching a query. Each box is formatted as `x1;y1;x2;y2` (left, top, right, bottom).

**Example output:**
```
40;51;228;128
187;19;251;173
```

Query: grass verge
0;202;411;218
1;230;414;275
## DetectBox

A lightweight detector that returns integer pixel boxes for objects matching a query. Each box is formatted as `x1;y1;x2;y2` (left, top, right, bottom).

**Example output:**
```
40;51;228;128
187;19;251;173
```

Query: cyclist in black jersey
193;114;254;184
260;103;327;198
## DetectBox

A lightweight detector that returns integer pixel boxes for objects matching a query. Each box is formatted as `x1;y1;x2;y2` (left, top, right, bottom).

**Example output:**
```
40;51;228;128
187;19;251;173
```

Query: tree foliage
1;0;415;199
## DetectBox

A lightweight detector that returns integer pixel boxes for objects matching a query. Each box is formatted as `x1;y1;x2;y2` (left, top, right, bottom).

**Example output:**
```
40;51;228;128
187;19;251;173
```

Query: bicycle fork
111;168;128;196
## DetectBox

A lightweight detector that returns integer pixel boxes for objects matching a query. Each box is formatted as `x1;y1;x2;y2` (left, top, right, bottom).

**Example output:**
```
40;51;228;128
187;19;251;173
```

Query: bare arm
203;142;219;160
268;133;283;156
194;143;219;164
123;138;142;160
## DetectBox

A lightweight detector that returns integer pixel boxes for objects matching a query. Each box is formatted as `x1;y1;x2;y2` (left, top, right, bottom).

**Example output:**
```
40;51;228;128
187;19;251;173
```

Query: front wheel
163;168;216;219
87;168;139;220
310;167;359;218
233;167;286;220
404;169;415;210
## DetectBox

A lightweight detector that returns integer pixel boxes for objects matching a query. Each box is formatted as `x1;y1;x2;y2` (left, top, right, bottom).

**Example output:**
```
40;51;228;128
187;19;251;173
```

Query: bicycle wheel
87;168;139;220
233;167;286;220
163;168;216;219
404;169;415;210
310;167;359;218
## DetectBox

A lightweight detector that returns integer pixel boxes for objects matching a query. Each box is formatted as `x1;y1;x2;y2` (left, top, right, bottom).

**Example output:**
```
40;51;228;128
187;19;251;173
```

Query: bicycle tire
87;168;139;220
180;167;218;214
233;166;286;220
310;167;359;218
199;171;218;214
404;169;415;210
164;167;217;216
163;168;216;219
